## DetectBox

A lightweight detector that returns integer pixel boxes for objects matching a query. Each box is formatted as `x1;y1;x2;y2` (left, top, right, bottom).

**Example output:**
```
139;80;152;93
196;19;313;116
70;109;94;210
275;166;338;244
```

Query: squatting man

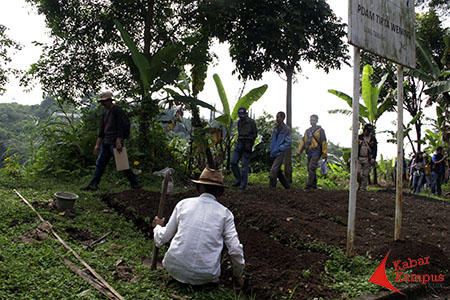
152;167;245;286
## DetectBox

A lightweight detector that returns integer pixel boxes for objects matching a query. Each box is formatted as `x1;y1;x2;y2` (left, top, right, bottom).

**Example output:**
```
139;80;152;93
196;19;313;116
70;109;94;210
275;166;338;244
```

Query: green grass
1;167;448;299
0;175;245;300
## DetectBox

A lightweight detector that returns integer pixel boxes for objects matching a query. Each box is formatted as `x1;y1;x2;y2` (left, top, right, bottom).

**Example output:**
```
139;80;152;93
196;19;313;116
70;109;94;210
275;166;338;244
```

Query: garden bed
102;187;450;299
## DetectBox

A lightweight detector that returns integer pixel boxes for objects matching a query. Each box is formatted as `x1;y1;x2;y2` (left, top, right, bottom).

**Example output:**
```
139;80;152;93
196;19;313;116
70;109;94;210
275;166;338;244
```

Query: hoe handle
150;172;171;270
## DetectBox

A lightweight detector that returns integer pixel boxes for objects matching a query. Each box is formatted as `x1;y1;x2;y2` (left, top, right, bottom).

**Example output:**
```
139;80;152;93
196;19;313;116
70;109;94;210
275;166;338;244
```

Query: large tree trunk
143;0;155;55
284;67;293;183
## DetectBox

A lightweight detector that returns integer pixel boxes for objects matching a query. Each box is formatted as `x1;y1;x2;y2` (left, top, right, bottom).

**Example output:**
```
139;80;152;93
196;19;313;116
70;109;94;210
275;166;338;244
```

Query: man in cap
152;167;245;286
230;107;258;190
81;91;141;191
357;124;377;191
296;114;327;189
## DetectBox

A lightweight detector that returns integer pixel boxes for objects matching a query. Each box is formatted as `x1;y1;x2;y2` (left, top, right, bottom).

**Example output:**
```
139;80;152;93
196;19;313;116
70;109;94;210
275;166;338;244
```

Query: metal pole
347;46;360;257
395;64;404;241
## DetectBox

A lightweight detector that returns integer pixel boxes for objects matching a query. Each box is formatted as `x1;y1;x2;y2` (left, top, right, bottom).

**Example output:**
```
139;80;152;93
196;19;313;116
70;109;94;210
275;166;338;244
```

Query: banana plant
408;37;450;146
328;64;395;127
328;64;396;185
410;37;450;96
212;73;268;171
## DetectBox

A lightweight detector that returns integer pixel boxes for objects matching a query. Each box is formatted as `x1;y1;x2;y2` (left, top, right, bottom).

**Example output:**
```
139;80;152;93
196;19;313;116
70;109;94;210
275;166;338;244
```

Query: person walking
81;91;141;191
424;155;432;190
411;151;425;194
152;167;245;286
269;112;291;189
431;146;448;196
230;107;258;190
296;114;327;189
357;124;377;191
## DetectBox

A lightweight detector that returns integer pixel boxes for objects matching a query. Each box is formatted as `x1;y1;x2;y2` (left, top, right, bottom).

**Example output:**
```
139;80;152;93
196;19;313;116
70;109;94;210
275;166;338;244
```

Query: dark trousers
90;143;139;187
230;142;251;189
306;155;320;189
269;152;290;189
431;171;443;196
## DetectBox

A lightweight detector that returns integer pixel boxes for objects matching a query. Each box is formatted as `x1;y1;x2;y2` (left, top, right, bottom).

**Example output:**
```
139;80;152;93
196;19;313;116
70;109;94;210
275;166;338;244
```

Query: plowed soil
102;187;450;299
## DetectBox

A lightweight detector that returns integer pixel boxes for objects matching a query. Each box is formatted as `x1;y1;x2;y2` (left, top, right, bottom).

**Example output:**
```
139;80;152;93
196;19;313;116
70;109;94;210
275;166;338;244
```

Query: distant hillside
0;97;55;161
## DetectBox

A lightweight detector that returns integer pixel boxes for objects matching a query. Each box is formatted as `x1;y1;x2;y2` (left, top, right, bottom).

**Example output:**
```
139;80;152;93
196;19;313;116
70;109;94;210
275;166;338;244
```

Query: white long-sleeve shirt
153;192;245;285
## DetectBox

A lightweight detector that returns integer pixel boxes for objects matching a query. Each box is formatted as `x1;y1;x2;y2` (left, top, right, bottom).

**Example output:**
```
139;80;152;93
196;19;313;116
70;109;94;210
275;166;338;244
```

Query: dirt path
102;187;450;299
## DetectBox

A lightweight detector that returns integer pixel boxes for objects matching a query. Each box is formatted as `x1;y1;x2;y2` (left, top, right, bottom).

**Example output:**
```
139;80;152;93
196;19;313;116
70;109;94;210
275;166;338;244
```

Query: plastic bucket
54;192;78;211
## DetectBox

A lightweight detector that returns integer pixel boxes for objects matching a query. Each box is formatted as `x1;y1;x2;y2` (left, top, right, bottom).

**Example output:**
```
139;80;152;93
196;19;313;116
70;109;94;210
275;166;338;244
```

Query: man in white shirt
152;167;245;286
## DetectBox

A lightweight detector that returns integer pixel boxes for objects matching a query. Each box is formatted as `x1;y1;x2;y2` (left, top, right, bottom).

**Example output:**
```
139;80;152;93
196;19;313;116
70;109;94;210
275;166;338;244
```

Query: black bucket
54;192;78;211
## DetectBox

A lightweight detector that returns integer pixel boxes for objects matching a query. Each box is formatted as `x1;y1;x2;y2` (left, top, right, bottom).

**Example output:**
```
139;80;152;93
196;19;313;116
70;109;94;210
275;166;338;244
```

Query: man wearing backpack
296;114;327;190
357;124;377;191
81;91;141;191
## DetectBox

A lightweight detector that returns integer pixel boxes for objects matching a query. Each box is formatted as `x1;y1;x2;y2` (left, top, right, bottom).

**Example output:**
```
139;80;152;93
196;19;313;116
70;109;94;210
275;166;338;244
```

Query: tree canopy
0;25;21;95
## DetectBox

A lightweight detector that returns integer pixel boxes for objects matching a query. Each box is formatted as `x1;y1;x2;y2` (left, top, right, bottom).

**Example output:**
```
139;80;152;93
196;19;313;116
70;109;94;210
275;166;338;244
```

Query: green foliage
328;64;395;127
323;247;398;298
0;24;21;95
0;178;244;300
0;98;56;163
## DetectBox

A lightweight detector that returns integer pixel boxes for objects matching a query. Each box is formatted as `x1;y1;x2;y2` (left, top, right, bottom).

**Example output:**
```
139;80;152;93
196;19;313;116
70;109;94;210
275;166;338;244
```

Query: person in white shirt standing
152;167;245;286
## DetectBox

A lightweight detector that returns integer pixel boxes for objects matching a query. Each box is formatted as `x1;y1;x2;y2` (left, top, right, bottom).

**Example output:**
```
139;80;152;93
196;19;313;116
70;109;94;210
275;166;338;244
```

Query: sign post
347;0;415;256
347;46;361;257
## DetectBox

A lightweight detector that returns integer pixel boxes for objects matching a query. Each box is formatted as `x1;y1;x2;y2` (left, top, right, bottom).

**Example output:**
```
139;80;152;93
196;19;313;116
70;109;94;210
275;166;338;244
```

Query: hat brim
238;113;246;117
191;179;225;187
98;98;113;102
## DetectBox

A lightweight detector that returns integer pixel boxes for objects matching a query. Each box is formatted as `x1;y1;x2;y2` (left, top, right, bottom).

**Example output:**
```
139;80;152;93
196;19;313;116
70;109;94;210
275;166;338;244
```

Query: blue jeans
230;142;251;189
431;171;444;196
412;172;425;194
90;143;139;187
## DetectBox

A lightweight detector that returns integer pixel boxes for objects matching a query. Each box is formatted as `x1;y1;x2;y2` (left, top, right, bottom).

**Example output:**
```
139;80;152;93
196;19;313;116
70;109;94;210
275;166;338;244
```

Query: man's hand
233;276;244;288
93;145;100;156
370;158;375;165
116;139;123;153
152;216;165;228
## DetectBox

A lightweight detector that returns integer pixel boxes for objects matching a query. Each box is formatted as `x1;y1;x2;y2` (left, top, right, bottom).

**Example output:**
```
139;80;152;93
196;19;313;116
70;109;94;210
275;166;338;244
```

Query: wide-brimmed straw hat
98;91;114;102
191;167;224;187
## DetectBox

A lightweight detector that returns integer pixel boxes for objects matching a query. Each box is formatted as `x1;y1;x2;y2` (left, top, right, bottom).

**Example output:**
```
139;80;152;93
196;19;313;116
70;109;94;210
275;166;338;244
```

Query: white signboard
349;0;416;68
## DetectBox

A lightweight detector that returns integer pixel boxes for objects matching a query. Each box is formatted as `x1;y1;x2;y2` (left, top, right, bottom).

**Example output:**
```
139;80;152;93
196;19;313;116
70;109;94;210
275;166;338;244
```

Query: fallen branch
85;231;112;250
14;189;125;300
63;259;119;300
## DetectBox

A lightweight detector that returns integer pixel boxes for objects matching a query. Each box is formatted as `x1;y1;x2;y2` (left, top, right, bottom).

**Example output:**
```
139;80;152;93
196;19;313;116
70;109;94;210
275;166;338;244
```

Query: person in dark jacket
81;91;140;191
230;107;258;190
431;146;448;196
269;112;291;189
357;124;377;191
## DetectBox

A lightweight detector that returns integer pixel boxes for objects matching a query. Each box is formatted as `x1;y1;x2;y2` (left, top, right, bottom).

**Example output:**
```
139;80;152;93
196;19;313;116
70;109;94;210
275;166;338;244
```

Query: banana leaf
416;38;440;80
231;84;268;121
424;80;450;95
114;20;151;90
173;96;216;111
328;89;369;117
213;74;230;119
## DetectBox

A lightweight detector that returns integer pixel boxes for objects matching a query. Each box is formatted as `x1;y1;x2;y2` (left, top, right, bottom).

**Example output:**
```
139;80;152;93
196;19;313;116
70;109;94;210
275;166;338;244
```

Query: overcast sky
0;1;439;158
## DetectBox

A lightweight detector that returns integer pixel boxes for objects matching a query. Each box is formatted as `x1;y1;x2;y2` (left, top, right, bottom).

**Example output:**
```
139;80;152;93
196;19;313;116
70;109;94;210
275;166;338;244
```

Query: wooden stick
86;231;112;249
63;259;119;300
150;172;170;270
14;189;125;300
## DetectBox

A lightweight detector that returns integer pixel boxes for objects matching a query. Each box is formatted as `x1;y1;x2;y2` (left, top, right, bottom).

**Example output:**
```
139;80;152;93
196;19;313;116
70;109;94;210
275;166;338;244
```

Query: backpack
120;109;131;139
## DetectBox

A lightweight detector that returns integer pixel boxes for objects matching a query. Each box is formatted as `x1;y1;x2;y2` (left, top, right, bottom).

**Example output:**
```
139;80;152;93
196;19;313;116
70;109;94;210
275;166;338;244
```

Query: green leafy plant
213;73;268;172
